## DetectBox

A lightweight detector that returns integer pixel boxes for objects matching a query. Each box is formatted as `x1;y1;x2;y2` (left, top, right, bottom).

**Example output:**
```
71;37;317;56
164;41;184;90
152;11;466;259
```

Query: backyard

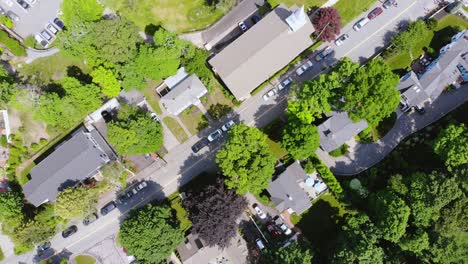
386;14;468;70
102;0;231;33
261;118;289;160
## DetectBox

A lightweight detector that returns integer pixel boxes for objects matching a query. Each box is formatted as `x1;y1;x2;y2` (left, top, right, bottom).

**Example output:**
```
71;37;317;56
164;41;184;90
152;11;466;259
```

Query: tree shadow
238;219;261;264
66;65;92;84
43;82;66;97
430;26;460;52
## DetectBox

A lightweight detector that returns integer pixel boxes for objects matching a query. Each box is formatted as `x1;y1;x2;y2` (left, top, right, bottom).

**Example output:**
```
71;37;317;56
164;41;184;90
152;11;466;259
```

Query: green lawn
202;87;234;116
268;0;327;8
386;15;468;70
265;137;288;160
74;255;96;264
163;117;188;143
334;0;377;26
142;82;163;115
102;0;230;33
328;144;349;157
168;192;192;232
178;107;209;135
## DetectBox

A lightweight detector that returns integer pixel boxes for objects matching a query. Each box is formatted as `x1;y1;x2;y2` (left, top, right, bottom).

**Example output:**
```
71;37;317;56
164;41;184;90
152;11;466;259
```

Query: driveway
317;85;468;175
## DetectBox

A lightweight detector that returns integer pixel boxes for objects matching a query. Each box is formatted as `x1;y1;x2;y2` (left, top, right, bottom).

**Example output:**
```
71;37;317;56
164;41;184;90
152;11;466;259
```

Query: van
353;17;370;31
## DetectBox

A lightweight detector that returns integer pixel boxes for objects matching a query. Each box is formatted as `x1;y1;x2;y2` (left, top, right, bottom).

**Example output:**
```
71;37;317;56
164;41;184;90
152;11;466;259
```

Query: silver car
207;129;222;142
46;23;58;35
334;34;349;46
40;30;52;41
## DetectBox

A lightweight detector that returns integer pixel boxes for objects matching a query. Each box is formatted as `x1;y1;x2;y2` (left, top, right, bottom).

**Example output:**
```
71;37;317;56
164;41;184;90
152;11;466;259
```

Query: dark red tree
312;7;342;42
183;179;247;249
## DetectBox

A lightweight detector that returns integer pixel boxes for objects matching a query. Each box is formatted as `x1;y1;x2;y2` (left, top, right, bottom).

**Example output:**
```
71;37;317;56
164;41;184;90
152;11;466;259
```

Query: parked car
334;34;349;46
62;225;78;238
267;224;281;237
35;34;48;48
150;112;160;122
37;242;51;255
295;60;313;76
253;204;267;219
7;11;19;21
445;1;462;14
46;23;58;35
221;120;235;132
255;238;265;250
100;201;117;216
315;46;333;61
40;30;52;41
277;77;292;91
191;138;208;153
383;0;396;9
117;191;134;204
251;15;261;24
134;181;148;192
279;223;292;235
415;105;425;115
400;103;411;113
26;0;36;4
16;0;29;10
368;7;383;20
238;21;248;32
53;17;65;29
262;88;277;101
207;129;223;142
83;213;99;226
353;17;370;31
0;6;5;15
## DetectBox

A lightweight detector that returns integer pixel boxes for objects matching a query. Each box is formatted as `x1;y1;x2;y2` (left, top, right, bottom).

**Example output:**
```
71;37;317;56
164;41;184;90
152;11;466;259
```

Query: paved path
317;86;468;175
24;47;59;64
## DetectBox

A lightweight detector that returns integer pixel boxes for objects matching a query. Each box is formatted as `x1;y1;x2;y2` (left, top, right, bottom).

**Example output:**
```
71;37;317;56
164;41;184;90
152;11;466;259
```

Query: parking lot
1;0;62;39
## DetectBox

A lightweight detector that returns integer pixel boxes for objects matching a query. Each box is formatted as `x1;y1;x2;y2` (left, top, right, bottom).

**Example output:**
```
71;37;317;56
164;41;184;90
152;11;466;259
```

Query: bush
0;246;4;261
23;36;36;48
0;15;13;29
329;144;349;157
0;30;26;56
426;18;438;30
14;243;34;255
0;135;7;147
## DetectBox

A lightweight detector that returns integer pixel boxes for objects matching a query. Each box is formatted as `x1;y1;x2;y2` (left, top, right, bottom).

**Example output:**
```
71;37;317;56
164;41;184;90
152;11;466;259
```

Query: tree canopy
0;191;24;228
433;123;468;169
216;124;276;194
60;0;104;26
263;241;313;264
13;220;56;246
391;20;430;59
183;179;247;248
119;204;185;263
107;105;163;155
54;186;99;220
91;66;121;97
281;117;320;160
313;7;342;42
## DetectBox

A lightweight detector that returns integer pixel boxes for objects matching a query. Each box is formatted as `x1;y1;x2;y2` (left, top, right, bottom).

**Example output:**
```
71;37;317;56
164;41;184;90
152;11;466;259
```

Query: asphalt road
2;0;450;263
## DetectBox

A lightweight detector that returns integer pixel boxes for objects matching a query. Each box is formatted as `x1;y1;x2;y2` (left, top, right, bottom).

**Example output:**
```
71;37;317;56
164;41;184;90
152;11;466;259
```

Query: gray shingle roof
318;112;368;153
23;127;116;207
160;74;208;115
208;5;314;100
267;162;312;215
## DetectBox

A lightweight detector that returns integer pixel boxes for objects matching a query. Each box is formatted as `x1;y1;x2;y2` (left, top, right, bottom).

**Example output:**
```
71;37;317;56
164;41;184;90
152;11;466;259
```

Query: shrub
329;144;349;157
426;18;438;30
309;156;344;199
0;135;7;147
0;15;13;29
23;36;36;48
0;30;26;56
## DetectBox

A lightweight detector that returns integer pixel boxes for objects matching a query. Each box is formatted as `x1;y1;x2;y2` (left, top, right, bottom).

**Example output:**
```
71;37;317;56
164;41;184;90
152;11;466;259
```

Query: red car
267;224;281;237
368;7;383;20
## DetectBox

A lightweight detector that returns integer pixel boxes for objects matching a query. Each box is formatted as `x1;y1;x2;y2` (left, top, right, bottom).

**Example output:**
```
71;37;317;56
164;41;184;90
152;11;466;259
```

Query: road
2;0;447;263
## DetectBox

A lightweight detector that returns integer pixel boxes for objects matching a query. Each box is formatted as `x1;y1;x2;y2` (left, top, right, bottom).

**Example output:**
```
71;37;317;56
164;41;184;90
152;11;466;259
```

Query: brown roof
209;5;314;100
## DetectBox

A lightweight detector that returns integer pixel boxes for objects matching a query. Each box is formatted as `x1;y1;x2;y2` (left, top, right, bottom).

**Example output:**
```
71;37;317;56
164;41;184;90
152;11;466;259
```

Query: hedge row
0;30;26;56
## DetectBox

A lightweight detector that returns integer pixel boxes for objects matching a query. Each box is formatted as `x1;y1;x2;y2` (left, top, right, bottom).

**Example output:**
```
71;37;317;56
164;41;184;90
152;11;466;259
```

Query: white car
253;205;267;219
238;21;248;32
255;238;265;250
262;88;278;101
207;129;222;142
40;30;52;41
279;223;292;235
353;17;370;31
315;46;333;61
34;34;49;48
221;120;235;132
150;112;160;122
334;34;349;46
135;181;148;191
295;60;313;76
277;77;292;91
46;23;58;35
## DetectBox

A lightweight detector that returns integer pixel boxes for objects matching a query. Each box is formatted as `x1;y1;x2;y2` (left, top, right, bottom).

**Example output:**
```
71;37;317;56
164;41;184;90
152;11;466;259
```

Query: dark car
415;105;426;115
251;15;261;24
191;138;208;153
62;225;78;238
117;191;134;204
445;1;462;14
100;201;117;216
83;213;99;225
16;0;30;10
53;17;65;29
368;7;383;20
266;224;281;237
383;0;396;9
37;242;51;255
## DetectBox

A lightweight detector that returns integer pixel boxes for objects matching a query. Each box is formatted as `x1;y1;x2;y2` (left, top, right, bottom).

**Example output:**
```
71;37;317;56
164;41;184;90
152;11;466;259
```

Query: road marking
343;1;418;58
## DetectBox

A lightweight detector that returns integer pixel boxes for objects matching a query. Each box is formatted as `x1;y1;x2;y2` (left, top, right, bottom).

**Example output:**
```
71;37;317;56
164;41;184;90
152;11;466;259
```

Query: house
156;67;208;115
208;5;314;101
317;112;368;153
23;126;117;207
398;30;468;108
267;161;328;215
176;233;220;264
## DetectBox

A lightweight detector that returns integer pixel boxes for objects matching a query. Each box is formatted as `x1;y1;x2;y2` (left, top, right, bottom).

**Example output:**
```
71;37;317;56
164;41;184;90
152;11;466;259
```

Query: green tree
281;118;320;160
398;228;429;255
263;241;313;264
0;15;13;29
427;232;468;264
216;124;276;194
91;66;121;97
0;191;24;228
342;58;400;127
435;197;468;236
119;204;184;263
13;220;56;246
433;123;468;169
60;0;104;26
368;190;410;242
107;105;163;155
391;20;430;59
54;186;99;219
36;77;102;129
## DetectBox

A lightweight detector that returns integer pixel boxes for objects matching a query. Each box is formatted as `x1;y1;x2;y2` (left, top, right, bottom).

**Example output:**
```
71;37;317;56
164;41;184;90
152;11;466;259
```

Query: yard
74;255;96;264
268;0;327;8
178;106;209;135
163;117;188;143
333;0;377;26
142;82;163;115
261;118;289;160
386;14;468;70
102;0;230;33
168;192;192;232
202;87;235;117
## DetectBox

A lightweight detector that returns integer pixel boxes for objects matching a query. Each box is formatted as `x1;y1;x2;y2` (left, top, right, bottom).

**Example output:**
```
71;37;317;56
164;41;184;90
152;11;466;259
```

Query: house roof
23;127;116;207
267;162;312;215
160;74;208;115
176;233;220;264
318;111;368;153
164;67;189;89
208;5;314;100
